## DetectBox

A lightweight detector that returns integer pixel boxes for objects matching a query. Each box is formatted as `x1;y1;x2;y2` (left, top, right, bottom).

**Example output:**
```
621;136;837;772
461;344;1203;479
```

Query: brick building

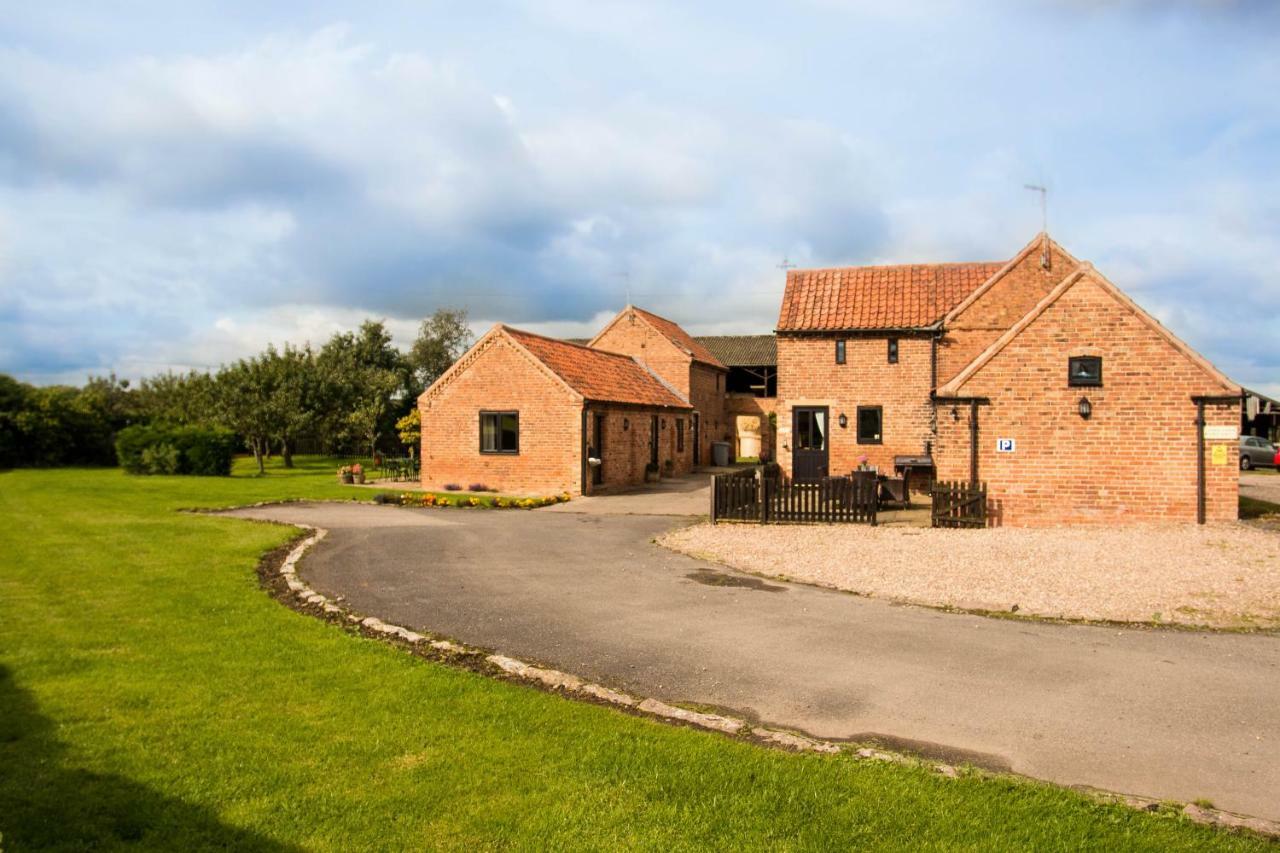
589;306;730;466
419;324;692;496
776;233;1240;525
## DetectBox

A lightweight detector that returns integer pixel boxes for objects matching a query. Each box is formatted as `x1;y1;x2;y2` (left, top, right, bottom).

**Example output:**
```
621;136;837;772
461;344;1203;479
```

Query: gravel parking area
659;522;1280;629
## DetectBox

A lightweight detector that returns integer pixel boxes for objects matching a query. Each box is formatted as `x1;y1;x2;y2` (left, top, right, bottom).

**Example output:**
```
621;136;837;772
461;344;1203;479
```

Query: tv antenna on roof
618;268;631;306
777;256;796;271
1024;184;1050;269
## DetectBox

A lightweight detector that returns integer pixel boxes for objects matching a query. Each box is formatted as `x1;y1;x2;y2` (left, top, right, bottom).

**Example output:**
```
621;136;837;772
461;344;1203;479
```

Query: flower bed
373;491;571;509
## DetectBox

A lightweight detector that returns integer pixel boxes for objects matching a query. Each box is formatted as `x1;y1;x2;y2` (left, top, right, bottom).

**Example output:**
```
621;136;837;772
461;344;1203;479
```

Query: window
479;411;519;454
795;408;827;450
835;340;846;364
1068;356;1102;387
676;418;685;452
856;406;882;444
887;338;899;364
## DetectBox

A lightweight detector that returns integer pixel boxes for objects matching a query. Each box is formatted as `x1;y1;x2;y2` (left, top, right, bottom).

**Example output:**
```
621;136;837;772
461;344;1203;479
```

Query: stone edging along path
232;504;1279;840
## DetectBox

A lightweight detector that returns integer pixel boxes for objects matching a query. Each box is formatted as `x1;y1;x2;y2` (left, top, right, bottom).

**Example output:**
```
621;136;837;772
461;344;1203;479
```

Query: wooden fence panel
713;469;876;526
931;480;987;528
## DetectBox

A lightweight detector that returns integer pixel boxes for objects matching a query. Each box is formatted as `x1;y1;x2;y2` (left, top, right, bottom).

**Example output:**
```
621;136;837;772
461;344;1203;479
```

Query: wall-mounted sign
1205;425;1238;441
1211;444;1228;466
996;438;1016;453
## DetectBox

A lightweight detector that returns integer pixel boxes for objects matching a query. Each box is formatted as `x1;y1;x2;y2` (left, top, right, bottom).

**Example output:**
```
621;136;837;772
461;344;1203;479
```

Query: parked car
1239;435;1279;470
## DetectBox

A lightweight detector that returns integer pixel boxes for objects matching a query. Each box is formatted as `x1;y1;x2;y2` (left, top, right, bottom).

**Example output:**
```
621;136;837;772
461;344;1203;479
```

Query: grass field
0;457;1269;850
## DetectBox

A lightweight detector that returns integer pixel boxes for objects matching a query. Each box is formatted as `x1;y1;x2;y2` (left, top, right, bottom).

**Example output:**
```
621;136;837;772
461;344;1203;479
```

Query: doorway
792;406;829;481
650;415;659;468
592;413;605;486
692;413;701;465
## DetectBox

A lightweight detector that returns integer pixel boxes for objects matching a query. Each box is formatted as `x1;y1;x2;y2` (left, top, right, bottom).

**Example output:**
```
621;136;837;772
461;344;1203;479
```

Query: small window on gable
676;418;685;452
1068;356;1102;387
887;338;899;364
835;340;846;364
479;411;519;454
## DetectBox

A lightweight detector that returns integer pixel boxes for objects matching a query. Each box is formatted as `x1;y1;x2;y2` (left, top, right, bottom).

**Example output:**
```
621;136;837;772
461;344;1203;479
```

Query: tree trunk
282;438;294;469
252;438;265;474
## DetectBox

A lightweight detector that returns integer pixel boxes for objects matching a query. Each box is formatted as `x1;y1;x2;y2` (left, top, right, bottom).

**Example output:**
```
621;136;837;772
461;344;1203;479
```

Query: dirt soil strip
659;522;1280;630
237;507;1279;839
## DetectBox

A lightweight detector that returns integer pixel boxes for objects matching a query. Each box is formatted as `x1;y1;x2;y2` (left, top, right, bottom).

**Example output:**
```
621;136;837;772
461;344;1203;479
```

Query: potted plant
338;465;354;484
644;461;660;483
663;458;674;476
351;463;365;484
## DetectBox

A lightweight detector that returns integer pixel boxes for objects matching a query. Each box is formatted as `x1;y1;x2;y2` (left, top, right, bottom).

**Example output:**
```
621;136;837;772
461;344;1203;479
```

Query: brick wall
776;335;935;476
689;363;728;464
936;274;1239;525
938;242;1075;384
585;405;692;493
419;335;583;496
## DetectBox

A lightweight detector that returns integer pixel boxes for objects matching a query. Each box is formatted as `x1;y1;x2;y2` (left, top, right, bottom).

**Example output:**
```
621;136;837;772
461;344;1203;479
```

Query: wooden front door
692;413;700;465
650;415;660;467
792;406;829;482
592;413;605;486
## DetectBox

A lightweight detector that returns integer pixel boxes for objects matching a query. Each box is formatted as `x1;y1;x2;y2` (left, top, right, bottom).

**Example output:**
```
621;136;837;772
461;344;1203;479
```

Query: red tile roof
504;327;690;408
629;307;727;369
777;261;1005;332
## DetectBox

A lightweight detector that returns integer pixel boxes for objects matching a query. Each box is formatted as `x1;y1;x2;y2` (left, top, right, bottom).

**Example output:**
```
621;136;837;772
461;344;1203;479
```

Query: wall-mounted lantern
1078;397;1092;420
661;418;666;429
838;412;848;429
951;406;960;422
623;417;630;431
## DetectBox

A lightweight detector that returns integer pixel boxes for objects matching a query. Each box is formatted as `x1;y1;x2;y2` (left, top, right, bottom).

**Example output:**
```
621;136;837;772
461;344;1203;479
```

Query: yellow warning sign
1211;444;1228;466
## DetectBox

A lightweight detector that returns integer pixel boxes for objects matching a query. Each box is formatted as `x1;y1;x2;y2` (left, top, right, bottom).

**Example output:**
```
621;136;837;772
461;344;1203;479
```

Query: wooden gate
931;481;987;528
711;468;876;525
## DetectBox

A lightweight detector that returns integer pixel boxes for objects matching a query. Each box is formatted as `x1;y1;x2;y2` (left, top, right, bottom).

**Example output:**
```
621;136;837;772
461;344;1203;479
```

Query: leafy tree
135;371;217;426
266;343;325;468
395;408;421;456
213;354;279;474
407;308;472;393
346;367;400;460
317;320;409;454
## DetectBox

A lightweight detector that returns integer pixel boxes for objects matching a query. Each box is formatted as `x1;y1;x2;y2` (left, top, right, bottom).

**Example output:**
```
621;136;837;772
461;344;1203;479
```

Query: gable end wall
935;275;1238;525
420;335;583;495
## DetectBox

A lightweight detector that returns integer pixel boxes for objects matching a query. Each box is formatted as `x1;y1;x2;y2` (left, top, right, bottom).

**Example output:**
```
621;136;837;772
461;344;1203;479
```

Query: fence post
710;473;717;525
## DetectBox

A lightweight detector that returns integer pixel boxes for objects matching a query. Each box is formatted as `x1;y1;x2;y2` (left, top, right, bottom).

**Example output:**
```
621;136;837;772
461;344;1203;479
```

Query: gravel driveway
660;522;1280;628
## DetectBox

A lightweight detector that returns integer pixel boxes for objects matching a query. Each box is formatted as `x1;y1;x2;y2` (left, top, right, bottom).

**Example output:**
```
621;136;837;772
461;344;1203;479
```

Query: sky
1;0;1277;395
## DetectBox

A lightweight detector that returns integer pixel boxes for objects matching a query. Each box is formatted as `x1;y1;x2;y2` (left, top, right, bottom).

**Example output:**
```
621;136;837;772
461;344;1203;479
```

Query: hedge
115;425;238;476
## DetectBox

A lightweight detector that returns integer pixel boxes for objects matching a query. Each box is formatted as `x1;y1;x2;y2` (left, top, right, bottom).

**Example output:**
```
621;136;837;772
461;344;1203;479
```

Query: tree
408;308;472;393
316;320;409;454
265;343;324;468
346;367;400;460
213;354;278;474
395;408;420;457
135;371;217;426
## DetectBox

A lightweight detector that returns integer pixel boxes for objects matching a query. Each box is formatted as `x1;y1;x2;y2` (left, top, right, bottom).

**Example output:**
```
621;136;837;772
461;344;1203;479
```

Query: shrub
116;424;237;476
444;483;461;491
140;444;180;475
468;483;492;492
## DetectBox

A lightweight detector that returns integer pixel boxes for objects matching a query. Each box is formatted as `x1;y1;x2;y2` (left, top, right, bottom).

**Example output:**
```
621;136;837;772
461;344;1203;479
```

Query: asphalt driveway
226;501;1280;821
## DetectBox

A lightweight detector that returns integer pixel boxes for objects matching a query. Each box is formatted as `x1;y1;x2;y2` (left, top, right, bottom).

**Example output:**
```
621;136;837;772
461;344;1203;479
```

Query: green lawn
0;458;1268;850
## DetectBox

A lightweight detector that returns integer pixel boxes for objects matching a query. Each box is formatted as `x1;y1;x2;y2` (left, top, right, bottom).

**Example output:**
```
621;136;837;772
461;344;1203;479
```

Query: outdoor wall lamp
951;406;959;422
1078;397;1092;420
838;412;848;429
623;418;630;430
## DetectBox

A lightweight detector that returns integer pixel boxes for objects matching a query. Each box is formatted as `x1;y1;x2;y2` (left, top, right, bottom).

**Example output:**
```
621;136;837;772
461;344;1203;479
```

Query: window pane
857;408;881;443
500;413;518;451
480;415;497;451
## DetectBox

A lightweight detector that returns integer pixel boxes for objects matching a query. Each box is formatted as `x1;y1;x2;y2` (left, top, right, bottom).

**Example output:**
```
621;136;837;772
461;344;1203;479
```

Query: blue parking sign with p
997;438;1015;453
